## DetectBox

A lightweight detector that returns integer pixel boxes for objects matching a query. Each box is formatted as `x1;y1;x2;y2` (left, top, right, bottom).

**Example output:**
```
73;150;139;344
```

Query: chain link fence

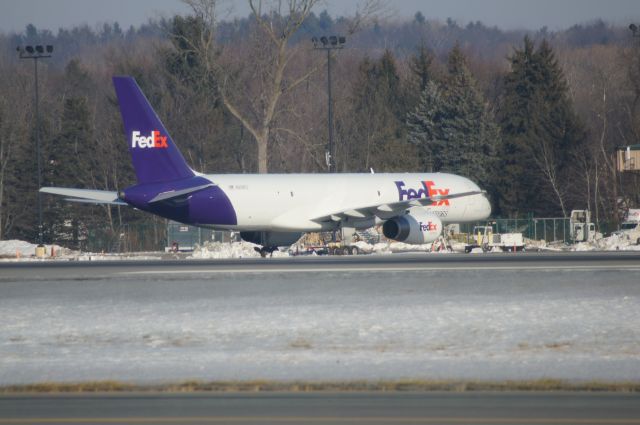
81;222;167;253
459;217;573;244
458;216;618;244
77;221;237;253
76;216;613;253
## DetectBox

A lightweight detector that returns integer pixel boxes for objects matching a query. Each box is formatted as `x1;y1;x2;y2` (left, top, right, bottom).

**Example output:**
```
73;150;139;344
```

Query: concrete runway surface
1;392;640;424
2;251;640;279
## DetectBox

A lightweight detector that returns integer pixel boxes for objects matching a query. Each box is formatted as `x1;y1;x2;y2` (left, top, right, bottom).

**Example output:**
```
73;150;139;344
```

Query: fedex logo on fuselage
131;130;168;149
395;180;450;206
420;221;438;232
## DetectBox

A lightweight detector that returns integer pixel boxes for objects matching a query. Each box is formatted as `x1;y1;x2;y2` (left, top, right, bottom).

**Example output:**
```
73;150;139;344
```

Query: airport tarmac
2;251;640;280
2;392;640;424
1;252;639;423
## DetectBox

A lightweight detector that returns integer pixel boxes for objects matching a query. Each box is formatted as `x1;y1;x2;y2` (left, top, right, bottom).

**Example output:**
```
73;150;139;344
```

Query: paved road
1;392;640;424
2;251;640;280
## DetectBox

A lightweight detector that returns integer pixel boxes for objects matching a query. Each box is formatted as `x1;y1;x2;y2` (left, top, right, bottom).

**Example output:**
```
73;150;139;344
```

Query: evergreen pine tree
406;41;435;111
406;81;446;172
346;51;417;171
406;44;499;190
498;37;585;217
443;44;499;189
43;60;98;247
409;42;434;93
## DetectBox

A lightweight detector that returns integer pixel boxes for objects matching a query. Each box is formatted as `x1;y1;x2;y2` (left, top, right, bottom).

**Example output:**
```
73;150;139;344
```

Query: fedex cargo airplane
41;76;491;255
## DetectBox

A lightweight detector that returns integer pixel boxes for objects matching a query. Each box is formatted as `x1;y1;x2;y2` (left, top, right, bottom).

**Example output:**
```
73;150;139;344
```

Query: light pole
629;24;640;208
17;44;53;246
312;35;345;173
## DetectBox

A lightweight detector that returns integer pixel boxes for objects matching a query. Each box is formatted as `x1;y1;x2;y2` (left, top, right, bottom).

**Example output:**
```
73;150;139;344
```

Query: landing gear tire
255;246;278;258
351;246;359;256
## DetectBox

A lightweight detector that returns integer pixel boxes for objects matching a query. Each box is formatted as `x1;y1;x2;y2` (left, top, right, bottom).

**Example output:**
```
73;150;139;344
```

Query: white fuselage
202;172;491;231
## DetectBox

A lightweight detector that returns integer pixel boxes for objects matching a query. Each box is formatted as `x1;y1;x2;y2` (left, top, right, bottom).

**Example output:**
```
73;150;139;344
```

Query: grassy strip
1;379;640;393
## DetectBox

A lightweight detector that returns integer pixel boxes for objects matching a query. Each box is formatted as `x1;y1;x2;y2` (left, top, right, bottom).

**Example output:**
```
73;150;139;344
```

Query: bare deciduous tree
180;0;322;173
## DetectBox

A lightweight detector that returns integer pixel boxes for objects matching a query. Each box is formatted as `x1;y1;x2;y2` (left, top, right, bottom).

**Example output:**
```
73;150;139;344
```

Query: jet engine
382;208;442;244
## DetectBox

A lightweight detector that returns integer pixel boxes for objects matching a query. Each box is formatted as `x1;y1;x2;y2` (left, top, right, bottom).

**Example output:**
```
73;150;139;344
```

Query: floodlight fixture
17;44;53;59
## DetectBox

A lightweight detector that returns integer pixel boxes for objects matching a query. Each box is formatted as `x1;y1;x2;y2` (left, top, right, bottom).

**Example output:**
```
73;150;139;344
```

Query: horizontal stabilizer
40;187;125;206
148;183;215;203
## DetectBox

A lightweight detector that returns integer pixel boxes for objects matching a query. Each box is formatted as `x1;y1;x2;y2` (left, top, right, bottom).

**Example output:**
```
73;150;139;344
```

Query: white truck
613;209;640;245
570;210;597;243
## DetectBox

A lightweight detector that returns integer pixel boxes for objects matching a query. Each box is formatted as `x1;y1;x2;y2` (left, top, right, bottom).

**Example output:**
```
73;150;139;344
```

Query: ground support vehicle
464;226;525;253
613;209;640;245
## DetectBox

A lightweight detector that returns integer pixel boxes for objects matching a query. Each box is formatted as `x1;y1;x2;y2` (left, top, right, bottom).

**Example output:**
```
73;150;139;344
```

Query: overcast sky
1;0;639;34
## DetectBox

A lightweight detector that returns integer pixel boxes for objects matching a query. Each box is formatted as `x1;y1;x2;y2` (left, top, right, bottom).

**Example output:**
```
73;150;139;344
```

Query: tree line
0;0;639;247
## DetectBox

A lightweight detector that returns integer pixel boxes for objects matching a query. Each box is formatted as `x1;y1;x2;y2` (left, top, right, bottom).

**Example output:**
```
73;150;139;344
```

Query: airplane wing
40;187;127;206
311;190;483;223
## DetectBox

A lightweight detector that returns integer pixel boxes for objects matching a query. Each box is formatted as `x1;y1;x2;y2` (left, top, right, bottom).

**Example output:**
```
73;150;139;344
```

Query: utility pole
312;35;346;173
17;44;53;247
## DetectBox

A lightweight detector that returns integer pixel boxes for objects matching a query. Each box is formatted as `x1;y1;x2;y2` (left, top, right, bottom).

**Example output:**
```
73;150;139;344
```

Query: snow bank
0;239;75;260
0;240;36;257
188;240;290;259
351;240;451;254
573;233;640;252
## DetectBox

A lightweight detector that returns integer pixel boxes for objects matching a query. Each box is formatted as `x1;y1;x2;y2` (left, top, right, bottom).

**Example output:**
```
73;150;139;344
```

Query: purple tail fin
113;76;194;184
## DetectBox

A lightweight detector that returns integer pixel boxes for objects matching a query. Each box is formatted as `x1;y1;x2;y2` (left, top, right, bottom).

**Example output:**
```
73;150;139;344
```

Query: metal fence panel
460;217;571;243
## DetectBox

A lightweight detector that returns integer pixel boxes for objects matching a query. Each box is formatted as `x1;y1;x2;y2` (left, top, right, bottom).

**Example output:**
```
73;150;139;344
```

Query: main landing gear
255;246;278;258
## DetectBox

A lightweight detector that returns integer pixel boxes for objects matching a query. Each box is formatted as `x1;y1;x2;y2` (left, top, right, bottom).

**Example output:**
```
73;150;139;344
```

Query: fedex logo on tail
131;130;168;149
395;180;450;206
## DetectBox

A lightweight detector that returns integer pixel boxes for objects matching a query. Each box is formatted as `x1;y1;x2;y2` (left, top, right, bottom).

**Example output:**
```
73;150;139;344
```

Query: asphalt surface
2;251;640;280
2;252;639;423
1;392;640;424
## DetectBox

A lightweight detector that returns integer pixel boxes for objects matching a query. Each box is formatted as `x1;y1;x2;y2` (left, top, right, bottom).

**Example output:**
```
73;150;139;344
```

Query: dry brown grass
1;379;639;394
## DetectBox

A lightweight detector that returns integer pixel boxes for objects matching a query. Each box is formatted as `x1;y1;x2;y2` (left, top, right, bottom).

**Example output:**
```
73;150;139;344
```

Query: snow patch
0;239;75;260
188;240;290;259
572;233;640;252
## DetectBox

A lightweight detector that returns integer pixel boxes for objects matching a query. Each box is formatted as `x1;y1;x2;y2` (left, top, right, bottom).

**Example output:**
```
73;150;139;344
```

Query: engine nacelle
382;209;443;244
